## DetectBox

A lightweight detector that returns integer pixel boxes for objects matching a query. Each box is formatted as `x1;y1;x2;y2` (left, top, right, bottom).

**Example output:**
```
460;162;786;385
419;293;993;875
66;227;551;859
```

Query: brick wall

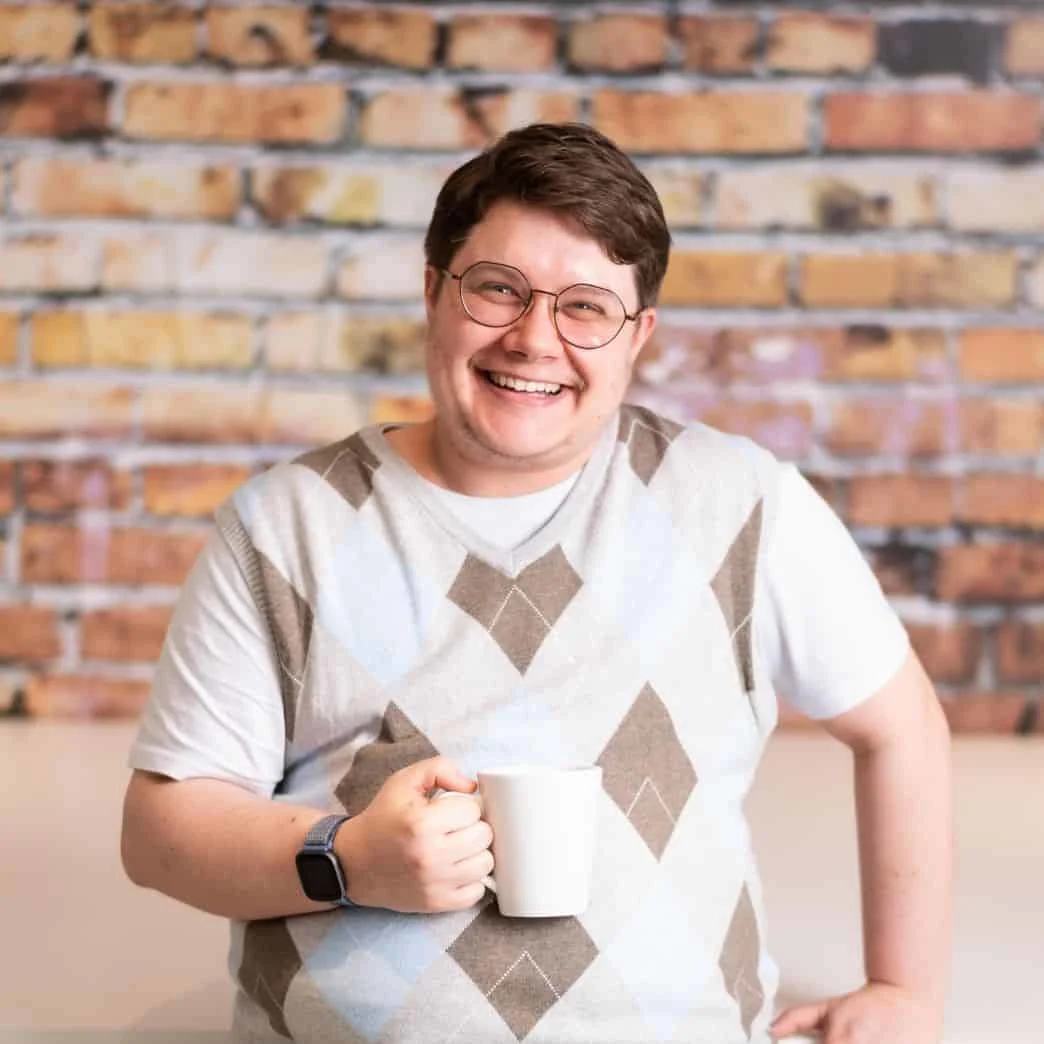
0;1;1041;731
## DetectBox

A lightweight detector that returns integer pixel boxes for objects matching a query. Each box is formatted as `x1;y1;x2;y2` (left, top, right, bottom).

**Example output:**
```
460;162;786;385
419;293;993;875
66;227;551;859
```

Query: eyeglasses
440;261;643;350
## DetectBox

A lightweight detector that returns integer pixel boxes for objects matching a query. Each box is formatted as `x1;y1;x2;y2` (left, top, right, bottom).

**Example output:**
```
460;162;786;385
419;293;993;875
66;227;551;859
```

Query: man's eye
480;282;522;298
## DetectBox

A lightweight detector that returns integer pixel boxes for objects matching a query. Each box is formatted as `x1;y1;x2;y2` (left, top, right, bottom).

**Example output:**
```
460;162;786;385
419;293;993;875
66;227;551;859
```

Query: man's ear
628;307;657;366
424;266;444;319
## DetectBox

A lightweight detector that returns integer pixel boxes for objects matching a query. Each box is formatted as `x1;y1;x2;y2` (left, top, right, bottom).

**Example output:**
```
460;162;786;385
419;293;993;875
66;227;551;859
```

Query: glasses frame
439;261;644;350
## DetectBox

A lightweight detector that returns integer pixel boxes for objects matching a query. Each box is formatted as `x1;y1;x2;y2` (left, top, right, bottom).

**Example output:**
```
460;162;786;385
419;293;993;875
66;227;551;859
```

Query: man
122;123;951;1044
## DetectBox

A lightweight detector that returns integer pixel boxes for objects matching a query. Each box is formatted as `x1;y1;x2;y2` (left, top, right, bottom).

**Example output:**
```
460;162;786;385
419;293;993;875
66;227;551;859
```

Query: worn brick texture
0;1;1040;730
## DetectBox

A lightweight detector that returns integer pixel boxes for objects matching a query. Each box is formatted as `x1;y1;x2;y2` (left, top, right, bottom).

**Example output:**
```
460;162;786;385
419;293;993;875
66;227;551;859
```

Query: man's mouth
482;370;565;396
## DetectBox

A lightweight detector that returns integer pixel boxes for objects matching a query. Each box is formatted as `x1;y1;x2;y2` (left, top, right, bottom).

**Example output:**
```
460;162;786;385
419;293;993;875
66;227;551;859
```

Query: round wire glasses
441;261;642;350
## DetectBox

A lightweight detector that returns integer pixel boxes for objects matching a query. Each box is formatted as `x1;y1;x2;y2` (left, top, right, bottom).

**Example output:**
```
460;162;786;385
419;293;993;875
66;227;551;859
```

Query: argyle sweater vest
217;404;784;1044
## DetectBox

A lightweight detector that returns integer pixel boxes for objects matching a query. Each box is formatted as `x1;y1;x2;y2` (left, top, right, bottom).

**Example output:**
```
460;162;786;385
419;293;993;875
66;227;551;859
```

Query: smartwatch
295;813;358;907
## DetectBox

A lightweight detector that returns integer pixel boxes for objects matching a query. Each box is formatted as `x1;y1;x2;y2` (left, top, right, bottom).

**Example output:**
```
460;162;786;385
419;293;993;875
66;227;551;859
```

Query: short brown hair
424;122;671;309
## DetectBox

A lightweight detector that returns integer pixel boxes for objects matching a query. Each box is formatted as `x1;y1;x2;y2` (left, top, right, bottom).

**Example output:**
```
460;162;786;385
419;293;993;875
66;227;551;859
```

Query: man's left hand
770;981;943;1043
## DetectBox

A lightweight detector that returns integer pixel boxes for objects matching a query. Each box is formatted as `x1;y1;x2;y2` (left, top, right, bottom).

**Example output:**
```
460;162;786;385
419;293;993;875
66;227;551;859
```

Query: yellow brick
0;235;97;293
0;313;17;367
449;14;557;72
716;168;936;229
0;5;80;61
641;168;704;227
1005;19;1044;76
569;14;667;73
205;7;313;66
765;13;876;73
326;8;437;70
11;158;239;220
660;252;789;307
360;90;577;150
89;4;197;63
253;167;379;225
677;16;759;74
33;312;254;370
336;239;427;301
947;170;1044;232
123;83;345;144
0;382;134;439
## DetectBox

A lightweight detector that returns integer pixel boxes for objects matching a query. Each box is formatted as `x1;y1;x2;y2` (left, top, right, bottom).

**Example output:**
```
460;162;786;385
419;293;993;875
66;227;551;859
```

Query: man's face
423;200;657;493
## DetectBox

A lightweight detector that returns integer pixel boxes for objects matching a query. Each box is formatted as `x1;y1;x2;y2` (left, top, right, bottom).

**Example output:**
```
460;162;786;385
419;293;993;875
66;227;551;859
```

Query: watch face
296;852;343;903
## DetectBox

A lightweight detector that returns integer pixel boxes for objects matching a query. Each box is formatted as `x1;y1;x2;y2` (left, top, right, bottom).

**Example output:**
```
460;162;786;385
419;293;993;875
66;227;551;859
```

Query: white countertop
1;723;1040;1042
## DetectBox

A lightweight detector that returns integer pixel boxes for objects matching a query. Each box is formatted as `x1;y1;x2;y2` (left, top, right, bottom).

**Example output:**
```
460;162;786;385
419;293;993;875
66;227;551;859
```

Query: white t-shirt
130;458;909;792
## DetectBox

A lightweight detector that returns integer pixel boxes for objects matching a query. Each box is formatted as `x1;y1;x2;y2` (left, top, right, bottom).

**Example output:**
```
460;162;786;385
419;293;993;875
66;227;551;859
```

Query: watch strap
304;813;350;849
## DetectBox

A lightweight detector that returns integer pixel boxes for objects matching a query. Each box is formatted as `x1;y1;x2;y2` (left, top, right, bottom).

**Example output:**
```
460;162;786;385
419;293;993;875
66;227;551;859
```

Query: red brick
81;606;173;662
959;329;1044;383
12;158;239;220
568;14;667;73
0;5;80;61
143;465;250;517
937;545;1044;603
677;17;759;74
89;4;197;63
866;546;927;597
667;399;813;459
825;92;1041;153
765;13;875;73
660;252;789;308
848;475;955;528
996;621;1044;684
0;313;17;367
0;461;13;514
822;327;948;382
960;400;1043;456
0;606;62;663
21;524;207;586
800;253;1016;309
940;694;1028;734
205;7;313;67
25;674;152;719
1005;19;1044;76
906;622;982;684
593;91;808;154
359;90;577;150
450;14;558;72
325;8;437;70
826;399;955;457
960;474;1044;529
0;78;110;139
23;460;132;513
123;83;345;144
0;383;134;440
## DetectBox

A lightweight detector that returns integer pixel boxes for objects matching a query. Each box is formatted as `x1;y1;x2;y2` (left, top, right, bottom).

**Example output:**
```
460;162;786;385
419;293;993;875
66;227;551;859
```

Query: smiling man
121;124;951;1044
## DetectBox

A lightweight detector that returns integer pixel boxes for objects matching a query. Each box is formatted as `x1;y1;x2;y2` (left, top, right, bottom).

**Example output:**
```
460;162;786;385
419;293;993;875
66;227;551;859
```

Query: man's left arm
771;648;953;1043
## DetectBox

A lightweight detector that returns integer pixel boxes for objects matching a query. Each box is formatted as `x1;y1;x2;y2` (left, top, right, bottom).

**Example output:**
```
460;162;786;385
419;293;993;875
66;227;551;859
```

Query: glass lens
556;285;626;348
460;263;530;326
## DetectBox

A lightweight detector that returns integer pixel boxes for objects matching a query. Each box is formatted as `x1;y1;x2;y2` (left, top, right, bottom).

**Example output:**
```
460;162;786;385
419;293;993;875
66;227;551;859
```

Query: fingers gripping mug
446;765;602;918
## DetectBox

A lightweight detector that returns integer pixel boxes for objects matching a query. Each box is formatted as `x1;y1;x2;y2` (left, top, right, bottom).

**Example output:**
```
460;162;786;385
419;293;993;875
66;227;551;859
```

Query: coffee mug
443;764;602;918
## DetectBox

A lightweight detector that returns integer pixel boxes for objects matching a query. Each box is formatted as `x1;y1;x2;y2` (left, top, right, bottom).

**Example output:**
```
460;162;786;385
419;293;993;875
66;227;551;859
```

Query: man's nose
503;291;564;357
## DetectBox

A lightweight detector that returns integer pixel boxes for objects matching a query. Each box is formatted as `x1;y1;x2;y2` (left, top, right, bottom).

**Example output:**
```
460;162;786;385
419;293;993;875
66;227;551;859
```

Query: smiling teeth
488;372;562;395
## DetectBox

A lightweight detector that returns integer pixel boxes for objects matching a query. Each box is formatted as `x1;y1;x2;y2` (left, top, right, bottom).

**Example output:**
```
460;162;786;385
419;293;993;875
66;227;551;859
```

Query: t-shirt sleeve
756;464;911;721
127;525;286;796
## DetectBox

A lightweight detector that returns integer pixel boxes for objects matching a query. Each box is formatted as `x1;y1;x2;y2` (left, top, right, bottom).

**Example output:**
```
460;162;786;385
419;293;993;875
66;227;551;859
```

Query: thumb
771;1000;829;1039
398;756;476;797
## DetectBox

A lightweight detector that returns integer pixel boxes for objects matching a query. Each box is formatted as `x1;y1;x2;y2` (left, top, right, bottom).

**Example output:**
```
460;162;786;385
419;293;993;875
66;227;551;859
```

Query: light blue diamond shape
303;908;442;1040
603;875;715;1041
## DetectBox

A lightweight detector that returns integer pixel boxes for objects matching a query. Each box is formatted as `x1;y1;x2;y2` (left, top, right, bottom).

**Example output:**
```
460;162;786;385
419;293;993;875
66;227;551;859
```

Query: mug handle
432;790;496;893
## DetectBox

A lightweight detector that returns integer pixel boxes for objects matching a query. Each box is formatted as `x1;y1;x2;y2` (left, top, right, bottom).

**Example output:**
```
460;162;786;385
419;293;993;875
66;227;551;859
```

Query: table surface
1;722;1041;1043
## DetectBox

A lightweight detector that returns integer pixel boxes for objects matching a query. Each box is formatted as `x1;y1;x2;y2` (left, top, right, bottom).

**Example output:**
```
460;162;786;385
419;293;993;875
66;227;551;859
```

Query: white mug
471;764;602;918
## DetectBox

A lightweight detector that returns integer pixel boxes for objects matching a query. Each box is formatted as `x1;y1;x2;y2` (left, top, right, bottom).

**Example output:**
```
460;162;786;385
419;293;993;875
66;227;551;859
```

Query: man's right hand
337;757;495;913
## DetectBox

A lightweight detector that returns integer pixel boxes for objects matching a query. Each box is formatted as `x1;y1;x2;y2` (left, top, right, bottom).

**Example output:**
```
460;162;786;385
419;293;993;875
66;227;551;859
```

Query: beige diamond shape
711;499;763;702
448;547;582;674
334;702;440;816
719;882;766;1040
238;917;300;1039
448;904;598;1040
618;405;684;485
297;432;381;510
598;684;698;859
